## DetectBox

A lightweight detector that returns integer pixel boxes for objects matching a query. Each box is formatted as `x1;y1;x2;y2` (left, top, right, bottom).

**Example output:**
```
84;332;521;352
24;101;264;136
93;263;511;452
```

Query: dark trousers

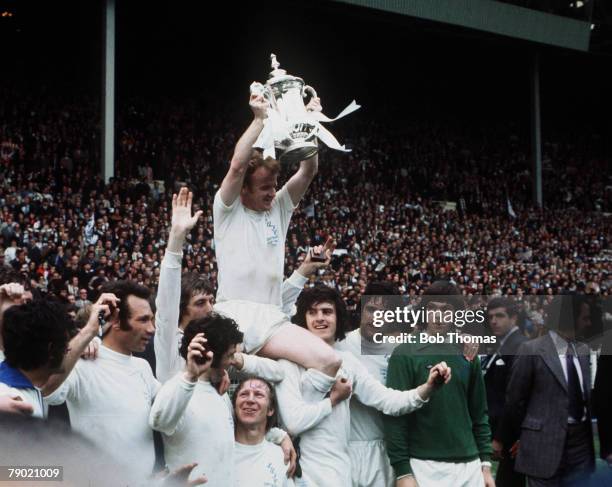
497;454;525;487
527;422;593;487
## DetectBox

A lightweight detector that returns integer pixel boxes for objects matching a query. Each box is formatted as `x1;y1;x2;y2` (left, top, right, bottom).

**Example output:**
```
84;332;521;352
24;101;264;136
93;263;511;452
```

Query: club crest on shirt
264;215;280;246
264;462;280;486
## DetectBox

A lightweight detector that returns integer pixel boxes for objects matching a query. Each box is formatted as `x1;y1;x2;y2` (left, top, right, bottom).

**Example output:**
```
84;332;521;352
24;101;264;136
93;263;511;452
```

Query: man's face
235;379;274;429
217;343;237;370
305;301;337;344
117;295;155;353
241;167;277;212
424;301;454;337
487;307;516;337
183;292;214;325
360;296;384;342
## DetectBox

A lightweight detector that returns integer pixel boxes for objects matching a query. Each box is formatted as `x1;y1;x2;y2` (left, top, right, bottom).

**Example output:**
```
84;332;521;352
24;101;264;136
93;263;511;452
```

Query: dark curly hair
293;286;349;342
97;280;151;331
2;299;73;371
232;376;279;432
180;313;243;369
179;272;214;323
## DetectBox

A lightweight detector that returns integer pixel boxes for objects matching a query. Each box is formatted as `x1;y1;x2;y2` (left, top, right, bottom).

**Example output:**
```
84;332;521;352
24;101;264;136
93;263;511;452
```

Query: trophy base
279;143;319;165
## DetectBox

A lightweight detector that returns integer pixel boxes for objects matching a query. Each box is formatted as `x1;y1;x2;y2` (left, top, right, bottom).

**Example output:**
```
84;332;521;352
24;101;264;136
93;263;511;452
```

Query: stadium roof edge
331;0;591;52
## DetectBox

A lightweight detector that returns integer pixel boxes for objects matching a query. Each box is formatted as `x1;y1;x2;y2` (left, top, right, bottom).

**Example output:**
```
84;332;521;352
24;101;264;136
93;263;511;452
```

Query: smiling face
234;379;274;429
305;301;337;345
240;166;278;212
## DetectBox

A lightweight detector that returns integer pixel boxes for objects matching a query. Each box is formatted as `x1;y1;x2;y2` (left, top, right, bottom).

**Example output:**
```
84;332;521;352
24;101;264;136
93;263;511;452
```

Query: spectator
483;297;528;487
503;295;596;486
75;288;91;309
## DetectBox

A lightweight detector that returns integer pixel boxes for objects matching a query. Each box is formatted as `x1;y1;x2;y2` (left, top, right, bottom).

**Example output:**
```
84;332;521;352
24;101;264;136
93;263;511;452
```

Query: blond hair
243;150;280;189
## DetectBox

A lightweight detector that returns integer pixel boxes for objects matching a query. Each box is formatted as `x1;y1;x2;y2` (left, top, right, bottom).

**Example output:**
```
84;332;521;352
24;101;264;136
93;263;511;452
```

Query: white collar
99;344;132;364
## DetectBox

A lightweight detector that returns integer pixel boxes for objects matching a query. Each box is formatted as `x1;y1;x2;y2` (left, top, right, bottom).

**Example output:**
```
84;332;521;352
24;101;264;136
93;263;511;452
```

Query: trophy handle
302;85;318;101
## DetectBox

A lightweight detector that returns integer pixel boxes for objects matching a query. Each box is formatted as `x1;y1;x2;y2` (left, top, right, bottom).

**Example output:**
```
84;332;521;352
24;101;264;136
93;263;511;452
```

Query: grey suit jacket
503;332;594;479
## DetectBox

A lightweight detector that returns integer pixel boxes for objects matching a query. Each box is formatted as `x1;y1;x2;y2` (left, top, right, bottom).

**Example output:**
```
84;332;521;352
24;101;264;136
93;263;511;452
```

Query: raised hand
184;333;212;382
171;187;203;237
0;283;27;318
298;237;335;278
88;292;120;336
249;92;268;120
305;96;322;113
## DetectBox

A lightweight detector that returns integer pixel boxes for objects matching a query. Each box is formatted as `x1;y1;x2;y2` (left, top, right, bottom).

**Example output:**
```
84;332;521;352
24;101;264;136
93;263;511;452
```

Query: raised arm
42;293;119;397
280;237;334;317
285;97;322;205
150;333;211;435
155;188;202;382
218;93;268;206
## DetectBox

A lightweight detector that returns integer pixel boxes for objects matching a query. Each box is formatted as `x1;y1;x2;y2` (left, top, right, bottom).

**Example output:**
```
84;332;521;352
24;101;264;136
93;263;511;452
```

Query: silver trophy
251;54;360;164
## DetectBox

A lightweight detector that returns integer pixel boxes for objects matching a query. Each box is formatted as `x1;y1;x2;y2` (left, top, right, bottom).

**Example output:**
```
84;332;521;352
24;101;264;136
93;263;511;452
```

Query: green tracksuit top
384;339;492;477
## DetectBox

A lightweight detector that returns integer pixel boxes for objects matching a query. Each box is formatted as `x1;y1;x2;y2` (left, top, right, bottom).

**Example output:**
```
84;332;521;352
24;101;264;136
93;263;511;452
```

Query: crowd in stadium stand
1;90;610;314
1;87;611;487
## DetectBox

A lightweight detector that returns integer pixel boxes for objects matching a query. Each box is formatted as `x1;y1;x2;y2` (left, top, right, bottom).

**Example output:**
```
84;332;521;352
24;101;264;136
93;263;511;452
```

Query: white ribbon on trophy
251;54;360;163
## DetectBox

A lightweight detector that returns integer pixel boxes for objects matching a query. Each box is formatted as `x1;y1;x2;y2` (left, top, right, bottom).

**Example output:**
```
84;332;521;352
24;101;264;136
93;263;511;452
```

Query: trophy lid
269;54;287;78
267;53;303;87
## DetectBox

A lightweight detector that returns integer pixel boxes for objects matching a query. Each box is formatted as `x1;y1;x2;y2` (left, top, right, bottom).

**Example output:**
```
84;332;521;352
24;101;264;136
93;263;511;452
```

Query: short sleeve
213;190;240;239
274;185;297;236
44;366;80;405
276;185;297;213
